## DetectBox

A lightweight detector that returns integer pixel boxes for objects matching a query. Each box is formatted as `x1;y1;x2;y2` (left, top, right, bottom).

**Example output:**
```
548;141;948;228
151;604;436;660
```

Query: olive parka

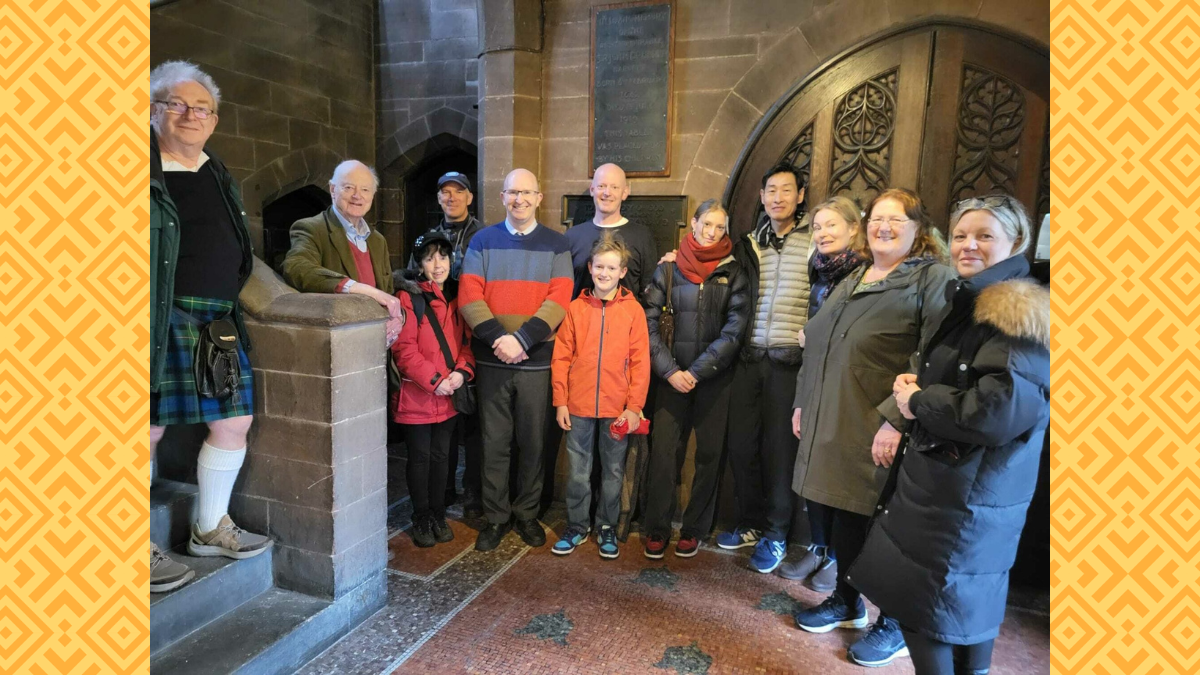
847;254;1051;646
791;258;957;516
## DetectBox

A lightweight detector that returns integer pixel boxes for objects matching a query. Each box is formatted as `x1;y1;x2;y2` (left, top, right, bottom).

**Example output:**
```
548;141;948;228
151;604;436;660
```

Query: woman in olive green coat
790;188;956;668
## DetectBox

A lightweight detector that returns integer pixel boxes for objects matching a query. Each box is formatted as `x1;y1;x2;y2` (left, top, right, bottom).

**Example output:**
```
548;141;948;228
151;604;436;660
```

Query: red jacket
552;287;651;418
390;280;475;425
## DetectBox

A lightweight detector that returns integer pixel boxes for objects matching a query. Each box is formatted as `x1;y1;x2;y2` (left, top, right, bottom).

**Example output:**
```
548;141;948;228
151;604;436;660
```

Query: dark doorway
404;149;477;263
262;185;332;273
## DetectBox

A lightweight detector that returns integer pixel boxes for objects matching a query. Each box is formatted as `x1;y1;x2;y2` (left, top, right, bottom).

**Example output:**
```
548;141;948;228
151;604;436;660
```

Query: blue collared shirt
504;218;538;236
332;204;371;252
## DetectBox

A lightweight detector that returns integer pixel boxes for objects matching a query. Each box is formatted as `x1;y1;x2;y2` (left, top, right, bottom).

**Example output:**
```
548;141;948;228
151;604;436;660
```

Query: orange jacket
552;287;651;418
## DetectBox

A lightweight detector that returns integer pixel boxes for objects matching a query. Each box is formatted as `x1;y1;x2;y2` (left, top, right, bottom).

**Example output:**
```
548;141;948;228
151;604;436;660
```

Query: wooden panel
807;106;835;206
890;31;934;190
918;29;966;232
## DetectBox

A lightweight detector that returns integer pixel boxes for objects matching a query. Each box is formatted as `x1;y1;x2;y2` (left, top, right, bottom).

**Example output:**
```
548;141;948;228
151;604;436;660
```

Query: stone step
151;479;197;551
150;548;274;655
149;577;383;675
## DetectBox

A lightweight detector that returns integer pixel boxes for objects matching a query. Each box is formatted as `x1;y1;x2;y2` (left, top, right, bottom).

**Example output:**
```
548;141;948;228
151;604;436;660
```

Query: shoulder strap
404;289;427;327
423;294;457;371
664;262;674;312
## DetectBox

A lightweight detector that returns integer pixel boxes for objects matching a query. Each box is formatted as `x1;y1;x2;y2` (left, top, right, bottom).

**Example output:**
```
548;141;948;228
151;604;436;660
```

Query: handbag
658;262;676;350
174;307;242;400
423;293;477;416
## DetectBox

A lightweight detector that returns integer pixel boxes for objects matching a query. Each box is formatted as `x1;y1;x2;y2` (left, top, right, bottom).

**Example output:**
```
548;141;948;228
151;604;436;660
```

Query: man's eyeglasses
155;100;215;120
502;189;539;199
338;184;375;197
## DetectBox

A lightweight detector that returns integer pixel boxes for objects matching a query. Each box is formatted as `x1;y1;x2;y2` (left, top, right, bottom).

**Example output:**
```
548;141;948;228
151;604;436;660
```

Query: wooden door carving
727;24;1049;241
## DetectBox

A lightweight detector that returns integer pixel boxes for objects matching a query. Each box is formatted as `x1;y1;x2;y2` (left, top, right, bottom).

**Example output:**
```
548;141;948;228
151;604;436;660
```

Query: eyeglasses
502;189;539;199
955;194;1018;210
337;184;375;197
867;216;911;227
155;100;215;120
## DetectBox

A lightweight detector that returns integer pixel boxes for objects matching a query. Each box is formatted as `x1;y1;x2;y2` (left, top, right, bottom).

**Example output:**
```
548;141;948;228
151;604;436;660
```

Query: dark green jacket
150;129;254;393
281;208;394;294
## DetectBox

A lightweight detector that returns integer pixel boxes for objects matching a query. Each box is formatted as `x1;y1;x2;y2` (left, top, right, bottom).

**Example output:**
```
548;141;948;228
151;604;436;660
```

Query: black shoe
514;518;546;547
411;514;436;548
431;515;454;543
463;502;484;519
475;521;511;551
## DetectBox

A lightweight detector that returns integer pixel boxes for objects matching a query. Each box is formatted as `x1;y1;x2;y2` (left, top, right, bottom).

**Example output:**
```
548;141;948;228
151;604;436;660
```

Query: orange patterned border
0;0;1195;673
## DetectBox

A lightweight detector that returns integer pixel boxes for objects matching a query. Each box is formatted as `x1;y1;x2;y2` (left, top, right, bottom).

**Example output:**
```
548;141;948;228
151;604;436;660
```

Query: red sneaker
675;536;700;557
643;535;667;559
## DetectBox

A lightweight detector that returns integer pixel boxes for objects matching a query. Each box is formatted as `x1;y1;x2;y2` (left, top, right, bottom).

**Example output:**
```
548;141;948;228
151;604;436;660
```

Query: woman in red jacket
392;230;475;548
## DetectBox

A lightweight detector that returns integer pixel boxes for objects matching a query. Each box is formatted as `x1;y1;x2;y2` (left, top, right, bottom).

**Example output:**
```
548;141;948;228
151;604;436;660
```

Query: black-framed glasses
155;100;215;120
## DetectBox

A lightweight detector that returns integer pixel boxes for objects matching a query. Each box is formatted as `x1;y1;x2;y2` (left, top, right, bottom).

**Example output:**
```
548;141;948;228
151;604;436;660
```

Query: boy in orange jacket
551;235;651;559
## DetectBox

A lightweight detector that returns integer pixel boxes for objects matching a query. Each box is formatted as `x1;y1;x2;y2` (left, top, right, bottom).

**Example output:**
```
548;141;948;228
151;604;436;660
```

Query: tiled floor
300;502;1050;675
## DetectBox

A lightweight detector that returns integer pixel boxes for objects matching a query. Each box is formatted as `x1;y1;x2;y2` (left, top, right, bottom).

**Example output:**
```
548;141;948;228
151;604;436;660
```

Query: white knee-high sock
196;442;246;533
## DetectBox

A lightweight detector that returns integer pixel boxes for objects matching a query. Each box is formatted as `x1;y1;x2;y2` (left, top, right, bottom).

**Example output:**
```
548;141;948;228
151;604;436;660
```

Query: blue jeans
565;416;628;529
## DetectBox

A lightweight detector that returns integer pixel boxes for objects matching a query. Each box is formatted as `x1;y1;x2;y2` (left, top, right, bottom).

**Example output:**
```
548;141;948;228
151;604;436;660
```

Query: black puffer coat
643;255;752;381
848;255;1050;646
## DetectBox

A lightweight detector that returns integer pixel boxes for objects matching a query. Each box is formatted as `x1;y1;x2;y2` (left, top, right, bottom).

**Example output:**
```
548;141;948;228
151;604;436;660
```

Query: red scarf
677;232;732;284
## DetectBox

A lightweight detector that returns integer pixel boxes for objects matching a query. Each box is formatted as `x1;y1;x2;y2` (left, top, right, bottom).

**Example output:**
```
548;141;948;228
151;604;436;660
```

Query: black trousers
448;411;482;502
643;371;733;540
726;357;801;541
901;630;994;675
477;365;551;525
830;506;871;605
403;418;456;518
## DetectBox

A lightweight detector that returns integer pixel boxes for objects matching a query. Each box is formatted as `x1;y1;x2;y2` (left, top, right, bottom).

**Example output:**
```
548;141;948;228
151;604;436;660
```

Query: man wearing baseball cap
408;171;483;282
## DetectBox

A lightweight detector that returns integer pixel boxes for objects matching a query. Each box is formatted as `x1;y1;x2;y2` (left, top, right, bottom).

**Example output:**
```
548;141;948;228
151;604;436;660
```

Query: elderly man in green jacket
282;160;405;344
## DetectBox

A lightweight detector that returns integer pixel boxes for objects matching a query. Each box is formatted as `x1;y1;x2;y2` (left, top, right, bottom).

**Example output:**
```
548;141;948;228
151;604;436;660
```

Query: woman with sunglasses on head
848;195;1049;675
790;188;956;668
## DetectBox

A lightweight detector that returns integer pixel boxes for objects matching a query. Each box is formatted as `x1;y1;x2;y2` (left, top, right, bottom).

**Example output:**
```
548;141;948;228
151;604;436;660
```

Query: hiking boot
411;514;436;548
809;556;838;593
750;538;787;574
794;594;869;633
597;526;619;559
188;515;273;559
674;536;699;558
716;526;762;550
776;545;825;580
848;615;909;667
643;534;667;559
475;521;512;551
431;515;454;543
150;543;194;593
514;518;546;547
552;525;590;555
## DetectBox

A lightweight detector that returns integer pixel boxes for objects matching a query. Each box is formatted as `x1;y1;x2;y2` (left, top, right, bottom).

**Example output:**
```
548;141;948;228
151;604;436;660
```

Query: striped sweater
459;222;574;369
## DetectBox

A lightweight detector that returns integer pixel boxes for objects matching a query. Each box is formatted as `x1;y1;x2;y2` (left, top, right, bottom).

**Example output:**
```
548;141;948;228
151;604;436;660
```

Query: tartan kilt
151;295;253;426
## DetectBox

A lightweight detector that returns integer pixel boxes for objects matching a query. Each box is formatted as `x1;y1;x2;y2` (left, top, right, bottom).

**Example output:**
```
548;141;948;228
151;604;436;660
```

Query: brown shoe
150;543;194;593
809;556;838;593
777;546;824;580
188;515;273;559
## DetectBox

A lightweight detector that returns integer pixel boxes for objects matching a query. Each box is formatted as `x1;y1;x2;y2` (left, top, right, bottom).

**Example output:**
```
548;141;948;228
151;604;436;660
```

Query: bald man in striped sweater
459;168;573;551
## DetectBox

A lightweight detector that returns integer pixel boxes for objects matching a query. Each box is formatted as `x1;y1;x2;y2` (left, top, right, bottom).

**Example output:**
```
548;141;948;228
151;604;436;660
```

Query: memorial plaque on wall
562;195;688;259
590;1;674;177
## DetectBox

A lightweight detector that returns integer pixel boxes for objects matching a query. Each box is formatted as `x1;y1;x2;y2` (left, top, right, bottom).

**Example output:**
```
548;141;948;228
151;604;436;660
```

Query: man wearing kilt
149;61;272;593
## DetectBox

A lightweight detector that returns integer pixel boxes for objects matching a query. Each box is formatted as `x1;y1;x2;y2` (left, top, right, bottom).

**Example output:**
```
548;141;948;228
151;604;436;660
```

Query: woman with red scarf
640;199;752;559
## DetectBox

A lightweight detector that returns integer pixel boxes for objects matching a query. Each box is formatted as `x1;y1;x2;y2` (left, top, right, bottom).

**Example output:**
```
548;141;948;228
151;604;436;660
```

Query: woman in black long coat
848;195;1050;675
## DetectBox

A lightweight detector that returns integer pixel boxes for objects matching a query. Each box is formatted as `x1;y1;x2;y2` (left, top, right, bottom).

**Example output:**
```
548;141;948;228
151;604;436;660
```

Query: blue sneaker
848;615;909;667
749;538;786;573
794;594;869;633
597;526;619;559
716;526;762;550
552;525;590;556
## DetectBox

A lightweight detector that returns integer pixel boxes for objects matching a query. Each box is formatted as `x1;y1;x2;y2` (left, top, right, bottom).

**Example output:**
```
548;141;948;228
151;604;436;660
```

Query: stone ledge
240;258;389;328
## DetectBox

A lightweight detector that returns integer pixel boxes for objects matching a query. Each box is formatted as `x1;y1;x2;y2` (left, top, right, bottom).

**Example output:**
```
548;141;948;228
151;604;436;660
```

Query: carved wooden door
727;25;1049;238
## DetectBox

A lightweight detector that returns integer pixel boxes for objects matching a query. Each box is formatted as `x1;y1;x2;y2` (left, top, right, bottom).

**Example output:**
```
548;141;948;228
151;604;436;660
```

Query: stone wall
374;0;481;267
535;0;1049;238
151;0;377;252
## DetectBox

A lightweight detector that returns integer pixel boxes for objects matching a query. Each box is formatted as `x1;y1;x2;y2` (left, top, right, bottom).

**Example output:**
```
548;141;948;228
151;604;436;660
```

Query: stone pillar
233;261;390;601
476;0;544;224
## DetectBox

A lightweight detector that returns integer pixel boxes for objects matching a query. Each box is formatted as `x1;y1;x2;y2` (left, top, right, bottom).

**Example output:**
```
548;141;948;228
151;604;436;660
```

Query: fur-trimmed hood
974;278;1049;347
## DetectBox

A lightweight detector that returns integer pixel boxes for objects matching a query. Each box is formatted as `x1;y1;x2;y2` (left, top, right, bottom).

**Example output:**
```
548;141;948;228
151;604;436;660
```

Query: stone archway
679;2;1049;214
237;146;343;255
